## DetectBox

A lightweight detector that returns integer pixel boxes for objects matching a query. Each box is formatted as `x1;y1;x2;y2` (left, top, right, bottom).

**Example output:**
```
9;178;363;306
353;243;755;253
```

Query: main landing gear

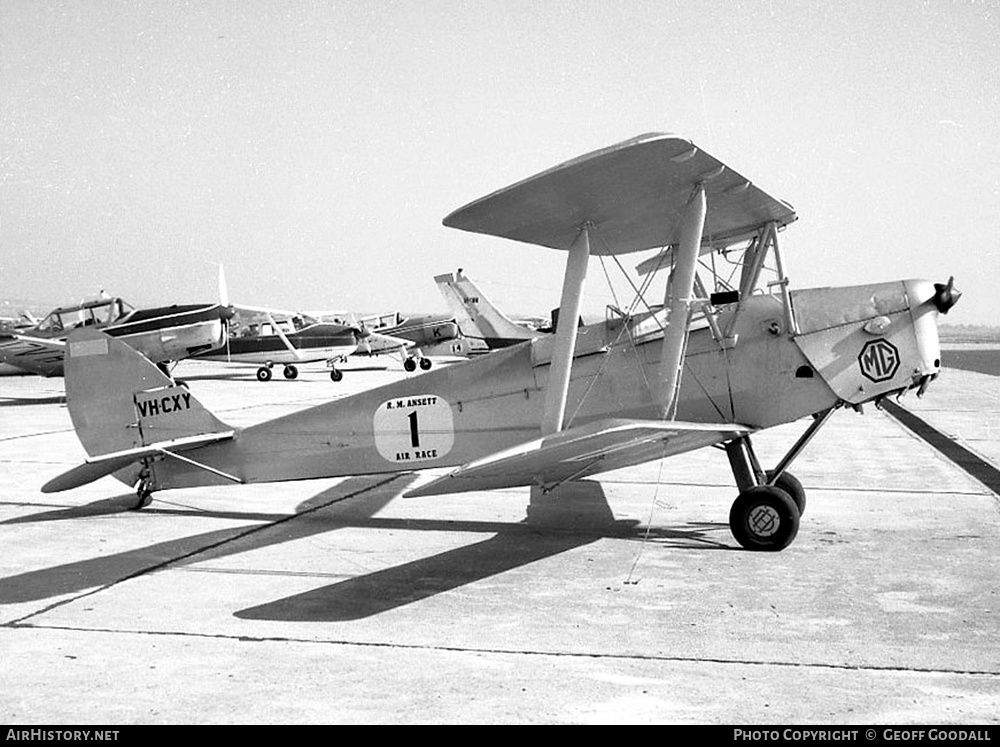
255;362;299;382
403;356;433;373
723;408;834;551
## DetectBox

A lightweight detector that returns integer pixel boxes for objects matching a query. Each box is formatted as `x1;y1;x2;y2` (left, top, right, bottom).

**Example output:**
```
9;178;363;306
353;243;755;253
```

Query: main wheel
403;358;417;372
729;485;800;551
419;357;432;370
330;368;343;382
766;470;806;517
283;364;298;380
256;366;272;382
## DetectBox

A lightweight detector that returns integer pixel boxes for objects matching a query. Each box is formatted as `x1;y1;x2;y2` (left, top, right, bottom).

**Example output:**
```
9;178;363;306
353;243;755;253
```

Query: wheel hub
748;505;781;537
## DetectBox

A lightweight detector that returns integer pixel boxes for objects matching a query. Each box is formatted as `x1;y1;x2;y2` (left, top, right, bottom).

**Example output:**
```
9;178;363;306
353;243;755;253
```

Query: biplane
43;133;959;551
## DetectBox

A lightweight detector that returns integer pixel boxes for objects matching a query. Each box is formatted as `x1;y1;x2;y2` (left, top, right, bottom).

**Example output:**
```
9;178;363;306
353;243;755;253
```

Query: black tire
766;470;806;517
256;367;272;382
283;364;298;380
729;485;800;551
330;368;343;382
403;358;417;372
419;357;432;370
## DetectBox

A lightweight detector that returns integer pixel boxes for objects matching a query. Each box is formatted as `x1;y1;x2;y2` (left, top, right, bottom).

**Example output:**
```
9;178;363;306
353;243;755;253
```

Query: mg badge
858;339;900;382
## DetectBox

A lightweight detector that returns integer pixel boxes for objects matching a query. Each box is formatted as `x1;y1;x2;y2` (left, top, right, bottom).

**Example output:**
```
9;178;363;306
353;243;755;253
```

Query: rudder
435;269;542;347
63;329;232;460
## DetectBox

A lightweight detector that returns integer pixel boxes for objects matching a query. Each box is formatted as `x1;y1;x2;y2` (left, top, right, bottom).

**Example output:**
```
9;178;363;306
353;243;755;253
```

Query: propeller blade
216;264;235;362
218;264;230;309
932;276;961;314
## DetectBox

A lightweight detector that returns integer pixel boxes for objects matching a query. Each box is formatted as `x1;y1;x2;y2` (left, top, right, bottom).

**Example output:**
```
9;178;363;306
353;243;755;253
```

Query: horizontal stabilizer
42;431;236;493
356;330;414;355
443;133;796;255
405;418;751;498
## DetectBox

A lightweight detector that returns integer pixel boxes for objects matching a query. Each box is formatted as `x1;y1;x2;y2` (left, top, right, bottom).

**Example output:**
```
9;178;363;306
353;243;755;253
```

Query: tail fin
44;329;234;492
434;269;542;348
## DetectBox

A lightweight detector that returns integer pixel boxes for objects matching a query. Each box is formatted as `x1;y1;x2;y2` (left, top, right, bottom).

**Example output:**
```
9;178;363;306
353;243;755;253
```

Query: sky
2;0;998;325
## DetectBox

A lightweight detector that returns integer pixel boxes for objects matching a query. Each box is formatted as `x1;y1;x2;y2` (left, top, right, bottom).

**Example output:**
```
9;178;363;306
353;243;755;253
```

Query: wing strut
541;225;591;435
265;313;305;361
656;186;706;418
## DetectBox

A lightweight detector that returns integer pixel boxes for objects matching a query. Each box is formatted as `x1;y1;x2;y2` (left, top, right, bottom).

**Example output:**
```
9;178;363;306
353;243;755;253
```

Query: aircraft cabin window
37;314;62;333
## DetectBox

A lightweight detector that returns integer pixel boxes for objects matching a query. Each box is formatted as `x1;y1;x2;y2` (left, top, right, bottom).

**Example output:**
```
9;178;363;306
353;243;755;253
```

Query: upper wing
442;133;796;255
405;417;752;498
0;334;67;376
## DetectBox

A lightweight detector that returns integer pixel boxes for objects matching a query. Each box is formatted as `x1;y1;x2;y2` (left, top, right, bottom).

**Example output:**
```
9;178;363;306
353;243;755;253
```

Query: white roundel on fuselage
373;394;454;464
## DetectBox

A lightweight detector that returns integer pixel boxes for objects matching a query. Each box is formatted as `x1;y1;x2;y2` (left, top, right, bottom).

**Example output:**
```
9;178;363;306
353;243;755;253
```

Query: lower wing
405;417;752;497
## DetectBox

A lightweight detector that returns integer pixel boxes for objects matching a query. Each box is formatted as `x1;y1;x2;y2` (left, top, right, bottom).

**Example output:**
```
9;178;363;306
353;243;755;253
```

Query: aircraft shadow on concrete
0;475;405;606
0;477;733;614
235;481;734;623
0;395;66;407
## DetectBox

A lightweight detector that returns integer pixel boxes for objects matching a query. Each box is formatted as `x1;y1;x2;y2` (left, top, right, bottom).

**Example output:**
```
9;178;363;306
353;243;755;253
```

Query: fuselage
195;322;359;365
0;300;226;375
138;278;943;492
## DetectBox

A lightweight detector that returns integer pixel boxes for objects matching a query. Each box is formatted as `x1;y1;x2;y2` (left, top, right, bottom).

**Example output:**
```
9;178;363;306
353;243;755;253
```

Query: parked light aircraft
353;310;479;371
193;270;529;382
0;292;234;378
43;133;960;551
194;310;414;382
435;269;545;350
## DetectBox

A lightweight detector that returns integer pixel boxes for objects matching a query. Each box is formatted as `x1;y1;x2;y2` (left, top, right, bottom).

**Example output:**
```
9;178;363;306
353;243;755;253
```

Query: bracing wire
624;447;670;585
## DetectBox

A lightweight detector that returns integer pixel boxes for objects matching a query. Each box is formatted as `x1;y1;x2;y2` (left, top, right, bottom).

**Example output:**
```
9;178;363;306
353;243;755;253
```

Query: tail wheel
256;366;272;382
134;478;153;510
729;485;800;551
766;470;806;517
283;364;298;380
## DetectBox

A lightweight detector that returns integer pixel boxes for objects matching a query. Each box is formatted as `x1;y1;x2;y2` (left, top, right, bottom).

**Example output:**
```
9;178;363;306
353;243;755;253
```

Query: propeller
932;276;961;314
218;264;236;361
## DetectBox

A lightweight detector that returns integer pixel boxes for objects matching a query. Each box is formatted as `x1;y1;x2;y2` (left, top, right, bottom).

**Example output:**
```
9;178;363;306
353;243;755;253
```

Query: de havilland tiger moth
43;133;960;551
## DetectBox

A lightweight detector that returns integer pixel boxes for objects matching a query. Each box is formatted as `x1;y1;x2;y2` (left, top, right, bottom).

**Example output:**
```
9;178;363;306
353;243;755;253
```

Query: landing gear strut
724;407;835;551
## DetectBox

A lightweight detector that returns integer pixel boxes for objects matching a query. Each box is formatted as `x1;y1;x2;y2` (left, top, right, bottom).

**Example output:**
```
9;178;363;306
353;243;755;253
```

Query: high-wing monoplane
43;133;959;551
435;269;545;350
0;292;234;378
193;309;413;382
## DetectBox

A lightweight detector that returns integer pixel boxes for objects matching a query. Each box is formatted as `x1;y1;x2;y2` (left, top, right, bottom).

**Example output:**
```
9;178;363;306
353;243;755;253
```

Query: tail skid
45;329;235;493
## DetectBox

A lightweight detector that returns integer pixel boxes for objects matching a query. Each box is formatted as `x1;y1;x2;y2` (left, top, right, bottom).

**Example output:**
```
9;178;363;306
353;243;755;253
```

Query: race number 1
373;395;454;464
